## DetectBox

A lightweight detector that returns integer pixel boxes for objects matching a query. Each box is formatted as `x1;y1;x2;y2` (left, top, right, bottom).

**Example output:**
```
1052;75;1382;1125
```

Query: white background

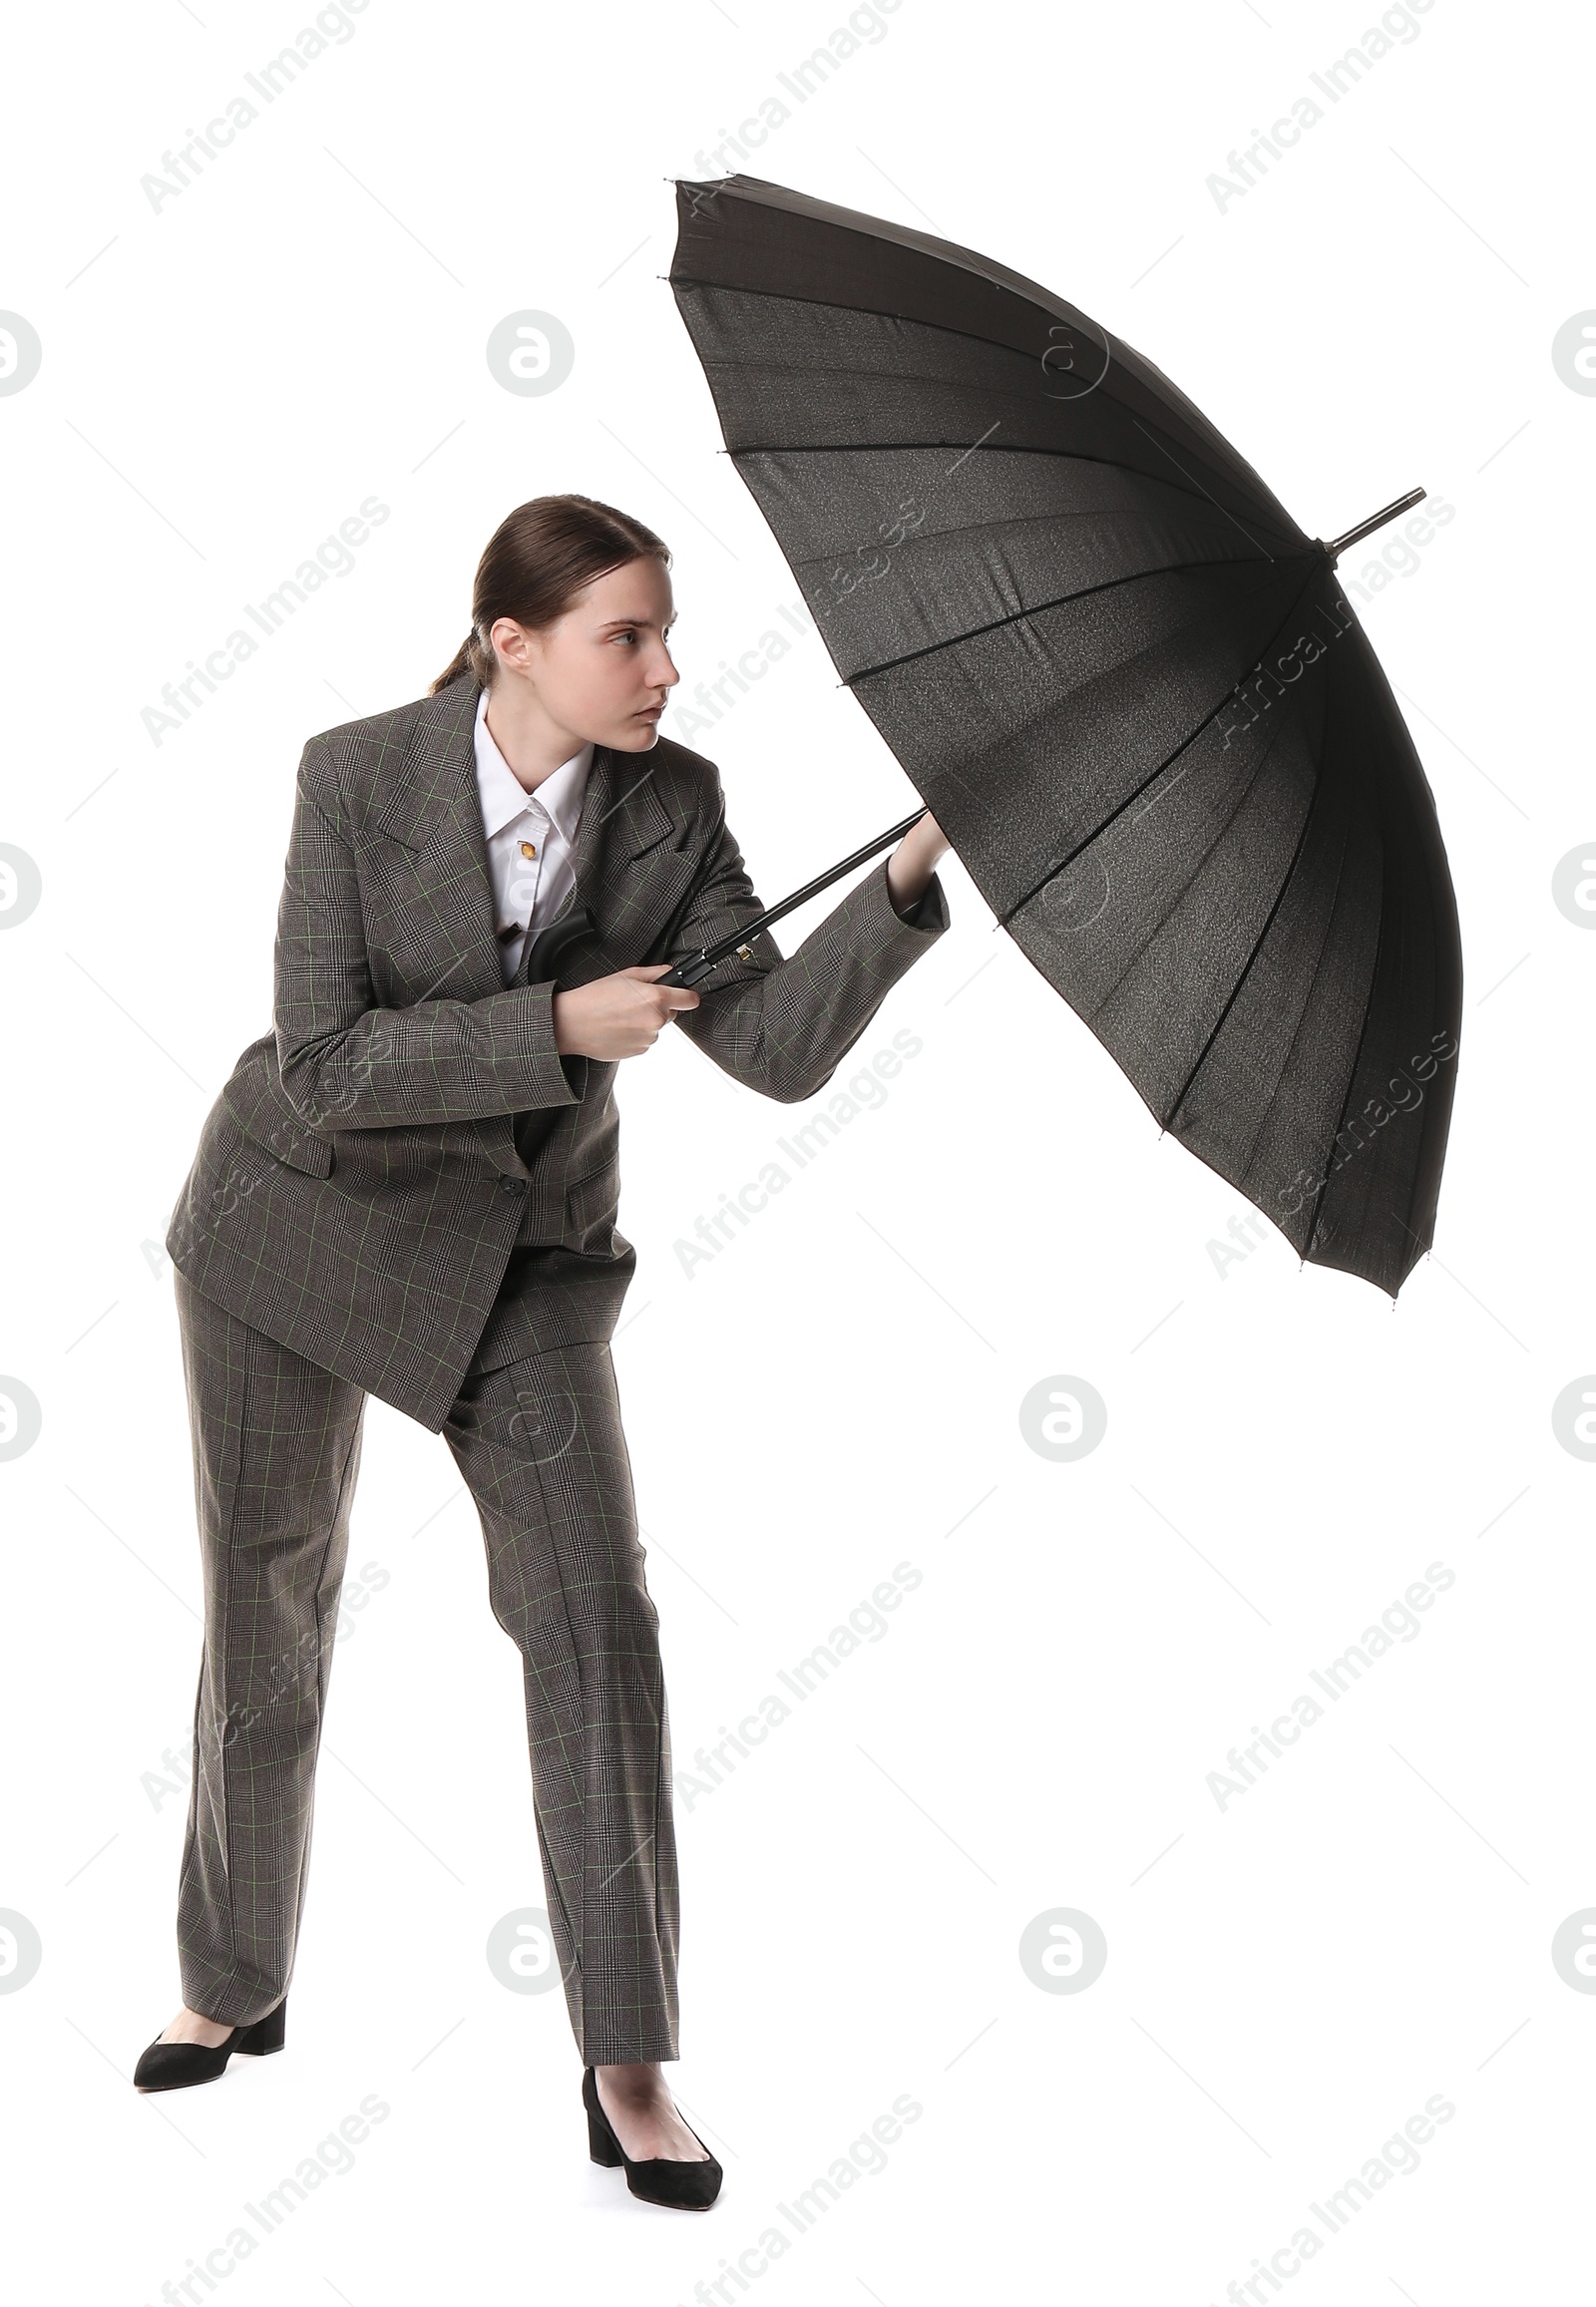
0;0;1589;2299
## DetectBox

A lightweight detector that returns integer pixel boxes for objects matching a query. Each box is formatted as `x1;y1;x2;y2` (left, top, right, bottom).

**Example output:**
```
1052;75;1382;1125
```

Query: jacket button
500;1175;527;1192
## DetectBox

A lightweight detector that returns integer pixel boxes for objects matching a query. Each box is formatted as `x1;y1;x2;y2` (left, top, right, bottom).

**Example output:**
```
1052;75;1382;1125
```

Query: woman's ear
489;615;533;678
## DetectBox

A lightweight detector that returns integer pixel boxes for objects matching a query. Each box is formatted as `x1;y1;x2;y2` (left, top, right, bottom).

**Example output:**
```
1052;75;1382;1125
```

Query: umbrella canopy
667;174;1462;1299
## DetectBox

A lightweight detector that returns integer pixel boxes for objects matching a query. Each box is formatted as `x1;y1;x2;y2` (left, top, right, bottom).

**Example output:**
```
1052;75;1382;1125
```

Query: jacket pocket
566;1154;619;1246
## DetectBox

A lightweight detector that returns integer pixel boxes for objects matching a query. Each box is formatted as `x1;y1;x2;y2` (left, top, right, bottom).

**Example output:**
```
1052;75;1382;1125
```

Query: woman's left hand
885;808;952;918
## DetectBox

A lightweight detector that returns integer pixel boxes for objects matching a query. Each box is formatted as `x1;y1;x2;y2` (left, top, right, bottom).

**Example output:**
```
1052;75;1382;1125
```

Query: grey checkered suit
163;672;949;2059
168;672;949;1432
173;1263;682;2060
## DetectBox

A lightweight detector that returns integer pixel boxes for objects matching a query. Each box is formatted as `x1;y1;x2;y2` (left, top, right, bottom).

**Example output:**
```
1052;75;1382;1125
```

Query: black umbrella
653;172;1461;1300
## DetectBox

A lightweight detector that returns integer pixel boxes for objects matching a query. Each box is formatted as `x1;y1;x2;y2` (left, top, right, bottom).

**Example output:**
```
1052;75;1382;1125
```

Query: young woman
135;495;952;2210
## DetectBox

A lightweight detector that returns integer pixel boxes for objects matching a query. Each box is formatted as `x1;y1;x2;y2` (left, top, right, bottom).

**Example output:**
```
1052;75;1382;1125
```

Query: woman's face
494;556;680;751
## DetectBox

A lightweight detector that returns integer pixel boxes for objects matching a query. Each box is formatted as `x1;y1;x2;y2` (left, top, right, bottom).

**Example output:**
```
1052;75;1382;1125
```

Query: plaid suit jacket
166;673;950;1431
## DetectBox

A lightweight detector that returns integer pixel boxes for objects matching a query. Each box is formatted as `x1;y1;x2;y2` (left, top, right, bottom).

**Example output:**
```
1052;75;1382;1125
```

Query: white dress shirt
473;686;595;986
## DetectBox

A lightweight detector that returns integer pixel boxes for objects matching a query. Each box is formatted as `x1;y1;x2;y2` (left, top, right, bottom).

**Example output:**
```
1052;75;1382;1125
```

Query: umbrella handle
522;905;598;987
655;806;929;989
519;810;932;992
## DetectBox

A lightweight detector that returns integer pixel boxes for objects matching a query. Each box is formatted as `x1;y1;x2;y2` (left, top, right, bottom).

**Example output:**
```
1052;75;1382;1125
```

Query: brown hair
429;493;671;694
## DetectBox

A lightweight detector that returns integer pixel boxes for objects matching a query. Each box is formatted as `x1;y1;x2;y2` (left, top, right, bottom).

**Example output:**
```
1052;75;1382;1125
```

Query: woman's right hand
551;964;702;1061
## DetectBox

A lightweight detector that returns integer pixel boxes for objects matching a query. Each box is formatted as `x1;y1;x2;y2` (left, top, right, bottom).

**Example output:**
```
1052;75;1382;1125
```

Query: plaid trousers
172;1264;678;2065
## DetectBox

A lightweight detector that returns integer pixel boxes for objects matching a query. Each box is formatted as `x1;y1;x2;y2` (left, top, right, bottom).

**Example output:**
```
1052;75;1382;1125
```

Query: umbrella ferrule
1321;486;1427;563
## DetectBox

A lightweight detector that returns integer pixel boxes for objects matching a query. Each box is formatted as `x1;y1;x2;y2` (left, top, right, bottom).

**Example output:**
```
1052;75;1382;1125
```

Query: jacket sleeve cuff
868;855;951;943
487;978;583;1109
886;862;951;935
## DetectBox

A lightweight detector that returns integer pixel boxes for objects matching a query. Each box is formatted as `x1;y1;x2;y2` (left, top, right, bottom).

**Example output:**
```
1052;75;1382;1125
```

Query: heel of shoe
234;1998;286;2057
583;2070;624;2165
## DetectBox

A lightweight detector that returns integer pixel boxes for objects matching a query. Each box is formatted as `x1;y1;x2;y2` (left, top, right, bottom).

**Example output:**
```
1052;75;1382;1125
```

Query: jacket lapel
524;745;684;983
372;676;691;1005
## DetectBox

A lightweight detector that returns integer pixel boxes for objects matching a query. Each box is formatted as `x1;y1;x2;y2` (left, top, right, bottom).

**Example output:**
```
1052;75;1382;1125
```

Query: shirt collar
473;685;595;845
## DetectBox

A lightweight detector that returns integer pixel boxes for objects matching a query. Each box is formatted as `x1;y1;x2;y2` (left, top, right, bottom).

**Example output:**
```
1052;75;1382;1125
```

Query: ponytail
430;627;494;694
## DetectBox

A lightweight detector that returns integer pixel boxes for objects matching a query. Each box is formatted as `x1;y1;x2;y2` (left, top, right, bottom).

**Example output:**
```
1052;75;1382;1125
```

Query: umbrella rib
1233;787;1363;1193
675;269;1286;513
1125;413;1281;564
671;271;1123;379
1085;696;1304;1060
780;476;1271;564
727;436;1301;550
1160;714;1325;1131
1303;815;1392;1259
1378;901;1456;1273
997;561;1330;928
834;554;1313;690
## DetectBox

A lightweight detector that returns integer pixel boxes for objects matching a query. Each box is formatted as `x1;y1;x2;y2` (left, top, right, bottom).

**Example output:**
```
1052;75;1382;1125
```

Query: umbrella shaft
660;805;928;986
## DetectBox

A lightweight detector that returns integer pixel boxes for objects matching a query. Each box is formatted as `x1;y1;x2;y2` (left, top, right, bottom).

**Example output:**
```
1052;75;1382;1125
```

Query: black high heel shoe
133;1998;287;2093
583;2066;722;2210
